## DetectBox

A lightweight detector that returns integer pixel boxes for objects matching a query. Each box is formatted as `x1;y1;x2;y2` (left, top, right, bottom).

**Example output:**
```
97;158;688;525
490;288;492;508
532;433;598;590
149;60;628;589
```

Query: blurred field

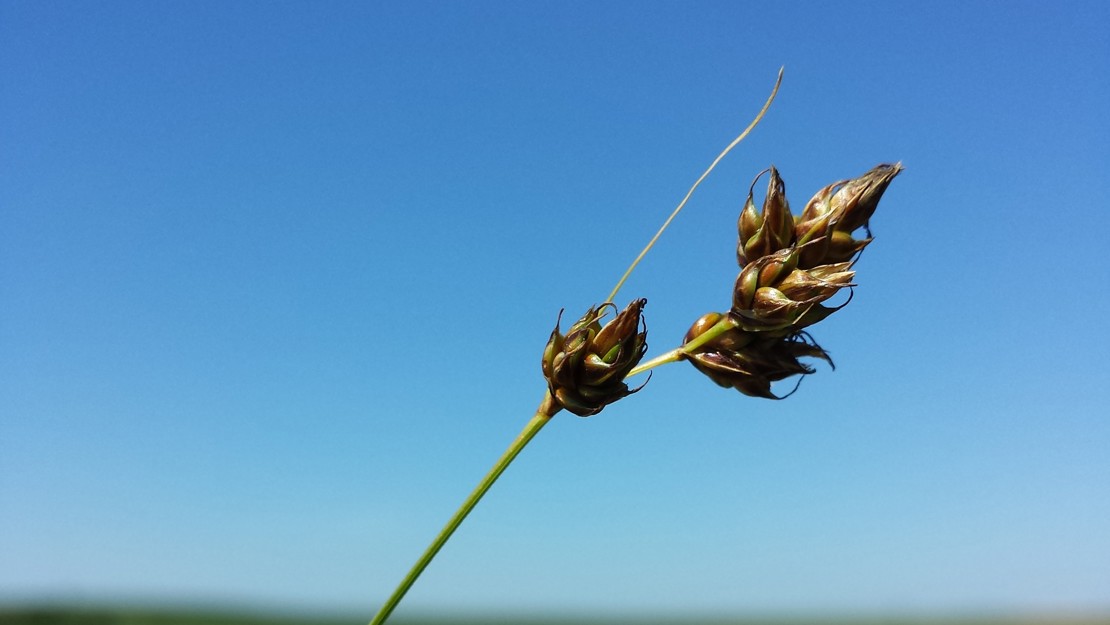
2;606;1110;625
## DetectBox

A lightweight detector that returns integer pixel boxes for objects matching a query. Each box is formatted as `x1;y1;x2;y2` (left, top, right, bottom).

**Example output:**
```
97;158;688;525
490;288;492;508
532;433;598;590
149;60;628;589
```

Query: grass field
3;606;1109;625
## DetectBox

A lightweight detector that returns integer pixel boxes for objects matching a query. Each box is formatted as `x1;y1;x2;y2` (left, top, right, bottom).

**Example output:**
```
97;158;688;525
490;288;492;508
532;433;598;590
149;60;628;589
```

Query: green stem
626;348;683;377
368;394;559;625
625;316;740;378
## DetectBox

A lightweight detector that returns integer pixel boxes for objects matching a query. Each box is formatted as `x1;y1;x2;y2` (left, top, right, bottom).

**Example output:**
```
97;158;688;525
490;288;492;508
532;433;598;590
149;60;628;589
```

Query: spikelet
683;164;901;398
542;299;649;416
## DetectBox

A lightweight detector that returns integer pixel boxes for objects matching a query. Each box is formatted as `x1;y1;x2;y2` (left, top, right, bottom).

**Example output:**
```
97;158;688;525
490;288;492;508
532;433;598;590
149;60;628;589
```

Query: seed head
730;249;855;331
541;299;649;417
683;163;901;399
681;312;832;399
795;163;902;269
737;167;795;267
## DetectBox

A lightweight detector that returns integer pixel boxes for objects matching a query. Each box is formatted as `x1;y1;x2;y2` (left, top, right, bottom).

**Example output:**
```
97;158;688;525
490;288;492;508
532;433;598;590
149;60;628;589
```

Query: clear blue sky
3;0;1109;619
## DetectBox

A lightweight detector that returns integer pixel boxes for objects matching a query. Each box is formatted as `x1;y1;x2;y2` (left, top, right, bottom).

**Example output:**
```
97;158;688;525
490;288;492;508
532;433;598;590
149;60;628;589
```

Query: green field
3;606;1109;625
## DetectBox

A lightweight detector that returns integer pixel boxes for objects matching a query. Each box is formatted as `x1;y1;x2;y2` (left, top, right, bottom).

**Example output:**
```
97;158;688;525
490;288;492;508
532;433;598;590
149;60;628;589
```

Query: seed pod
541;299;649;417
737;167;795;267
732;248;798;313
730;247;854;330
795;163;902;268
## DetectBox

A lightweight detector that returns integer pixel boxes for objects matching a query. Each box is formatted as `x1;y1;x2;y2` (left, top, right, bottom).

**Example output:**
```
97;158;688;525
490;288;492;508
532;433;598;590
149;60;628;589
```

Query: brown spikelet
684;163;901;399
542;299;649;416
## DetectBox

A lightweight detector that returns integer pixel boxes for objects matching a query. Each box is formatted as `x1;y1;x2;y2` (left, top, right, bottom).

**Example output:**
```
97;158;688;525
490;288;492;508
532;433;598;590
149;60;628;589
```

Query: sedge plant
367;68;902;625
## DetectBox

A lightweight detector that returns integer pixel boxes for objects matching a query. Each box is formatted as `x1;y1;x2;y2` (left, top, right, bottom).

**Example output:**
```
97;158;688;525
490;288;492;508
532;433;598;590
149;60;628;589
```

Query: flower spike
683;163;901;398
542;299;649;416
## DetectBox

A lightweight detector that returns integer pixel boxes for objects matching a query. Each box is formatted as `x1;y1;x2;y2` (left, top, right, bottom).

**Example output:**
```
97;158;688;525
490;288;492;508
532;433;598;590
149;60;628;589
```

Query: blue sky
2;0;1109;619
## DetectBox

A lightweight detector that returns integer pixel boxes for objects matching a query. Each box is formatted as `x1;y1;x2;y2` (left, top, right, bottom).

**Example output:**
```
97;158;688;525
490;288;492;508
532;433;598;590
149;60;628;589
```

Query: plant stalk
625;315;740;378
368;394;559;625
605;67;783;304
626;348;683;377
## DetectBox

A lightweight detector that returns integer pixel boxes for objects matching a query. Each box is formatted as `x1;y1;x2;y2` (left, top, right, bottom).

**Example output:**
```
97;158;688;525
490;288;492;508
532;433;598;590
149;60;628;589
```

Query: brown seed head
737;166;795;267
684;163;901;400
795;163;903;268
541;299;649;417
729;248;854;331
682;313;832;399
